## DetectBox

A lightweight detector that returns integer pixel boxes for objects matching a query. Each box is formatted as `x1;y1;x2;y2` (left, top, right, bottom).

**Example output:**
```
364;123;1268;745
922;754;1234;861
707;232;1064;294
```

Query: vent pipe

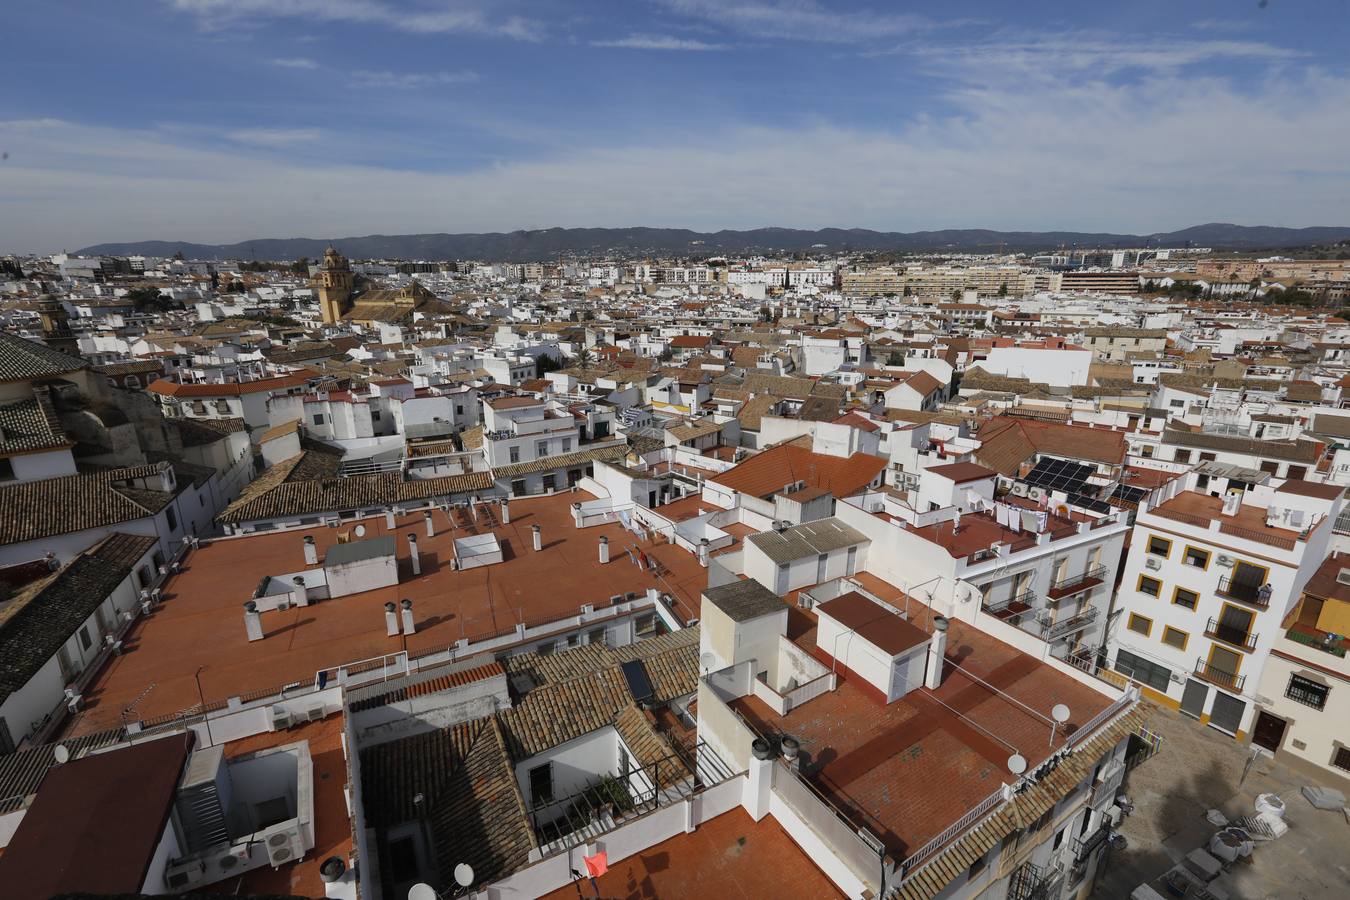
291;576;308;606
532;524;542;551
244;600;263;642
303;535;318;565
385;508;396;529
401;598;416;635
408;533;421;575
599;535;610;564
385;601;400;636
424;510;435;537
925;615;949;690
500;498;510;524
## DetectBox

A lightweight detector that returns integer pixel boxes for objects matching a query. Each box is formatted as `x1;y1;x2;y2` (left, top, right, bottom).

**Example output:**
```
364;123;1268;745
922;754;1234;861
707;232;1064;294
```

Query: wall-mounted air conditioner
1144;558;1162;571
263;822;305;867
269;706;293;731
1012;482;1030;497
1216;555;1234;568
1028;487;1045;502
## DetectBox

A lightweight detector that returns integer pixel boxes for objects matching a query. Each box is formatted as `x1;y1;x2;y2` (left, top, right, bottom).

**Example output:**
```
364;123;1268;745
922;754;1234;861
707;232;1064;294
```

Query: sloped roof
975;416;1126;475
711;443;886;499
0;394;70;456
0;463;177;547
0;331;87;383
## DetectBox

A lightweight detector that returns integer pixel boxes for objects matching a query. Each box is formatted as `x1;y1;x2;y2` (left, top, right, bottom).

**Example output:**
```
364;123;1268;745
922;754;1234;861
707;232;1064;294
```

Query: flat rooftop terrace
732;595;1113;861
63;493;709;736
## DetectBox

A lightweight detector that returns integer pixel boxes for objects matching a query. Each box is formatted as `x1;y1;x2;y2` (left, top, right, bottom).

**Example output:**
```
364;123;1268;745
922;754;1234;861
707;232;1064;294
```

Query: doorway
1180;678;1208;719
1251;711;1287;753
1210;691;1246;734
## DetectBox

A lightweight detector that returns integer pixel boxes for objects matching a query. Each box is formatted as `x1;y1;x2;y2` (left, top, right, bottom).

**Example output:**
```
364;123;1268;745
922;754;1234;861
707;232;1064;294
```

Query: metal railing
1072;824;1111;862
1216;577;1271;608
1049;565;1107;595
985;588;1036;615
1193;658;1245;691
1039;605;1099;641
898;784;1005;876
1205;618;1257;651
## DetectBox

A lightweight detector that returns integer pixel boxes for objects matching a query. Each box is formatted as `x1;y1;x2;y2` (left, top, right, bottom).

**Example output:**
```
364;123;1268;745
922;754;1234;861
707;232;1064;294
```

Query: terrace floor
62;492;710;736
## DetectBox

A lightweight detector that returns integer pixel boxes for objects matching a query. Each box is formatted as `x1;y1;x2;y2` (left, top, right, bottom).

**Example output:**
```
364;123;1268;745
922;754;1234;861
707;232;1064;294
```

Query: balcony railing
1039;605;1099;641
984;588;1036;615
1048;565;1107;598
1216;576;1271;609
1072;824;1111;862
1193;658;1245;692
1205;618;1257;651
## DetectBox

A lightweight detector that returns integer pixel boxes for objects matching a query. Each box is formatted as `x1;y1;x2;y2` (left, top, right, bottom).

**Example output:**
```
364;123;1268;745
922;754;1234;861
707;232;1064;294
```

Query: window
509;446;520;463
635;613;658;636
1147;535;1172;557
78;626;93;652
1286;674;1329;710
1128;613;1153;636
1172;587;1199;610
1115;648;1171;692
1183;546;1211;569
587;628;605;645
0;457;13;482
1138;575;1162;597
536;440;548;457
312;413;325;425
1259;460;1278;475
1173;449;1191;464
1333;747;1350;772
528;763;554;807
166;506;177;531
1162;626;1189;651
561;438;572;453
455;404;464;415
372;410;381;421
1198;452;1217;462
1287;465;1307;480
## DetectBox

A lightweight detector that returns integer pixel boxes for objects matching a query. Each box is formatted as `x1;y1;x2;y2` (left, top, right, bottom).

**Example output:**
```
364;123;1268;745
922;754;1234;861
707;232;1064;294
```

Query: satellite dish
408;884;438;900
53;744;70;764
454;863;475;887
1052;704;1071;724
1007;753;1027;776
354;524;367;537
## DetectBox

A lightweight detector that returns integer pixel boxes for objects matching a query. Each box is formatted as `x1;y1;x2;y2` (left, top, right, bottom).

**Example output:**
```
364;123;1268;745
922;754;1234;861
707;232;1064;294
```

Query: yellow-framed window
1172;586;1199;610
1146;534;1172;557
1128;613;1153;636
1182;545;1211;570
1162;626;1189;651
1137;574;1162;597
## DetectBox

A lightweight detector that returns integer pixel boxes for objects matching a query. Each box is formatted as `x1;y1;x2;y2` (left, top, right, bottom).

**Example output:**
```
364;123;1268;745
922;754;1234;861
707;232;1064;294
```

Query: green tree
997;281;1008;297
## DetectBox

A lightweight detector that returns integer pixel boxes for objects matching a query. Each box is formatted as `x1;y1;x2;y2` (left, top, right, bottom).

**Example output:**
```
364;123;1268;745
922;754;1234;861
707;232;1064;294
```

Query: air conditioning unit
1144;557;1162;571
1012;482;1030;497
1336;568;1350;588
797;594;814;609
1105;804;1124;827
164;858;207;891
269;706;293;731
1028;487;1046;502
263;822;305;867
1216;555;1235;568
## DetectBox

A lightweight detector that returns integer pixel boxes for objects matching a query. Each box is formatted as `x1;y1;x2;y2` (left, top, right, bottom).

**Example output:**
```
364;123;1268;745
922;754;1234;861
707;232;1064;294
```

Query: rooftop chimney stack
424;511;435;537
500;498;510;524
244;600;263;642
925;615;949;690
401;598;416;635
303;535;318;565
532;524;542;551
599;535;610;564
385;601;400;636
291;576;308;606
698;538;710;567
408;533;421;575
385;508;396;529
1222;490;1242;517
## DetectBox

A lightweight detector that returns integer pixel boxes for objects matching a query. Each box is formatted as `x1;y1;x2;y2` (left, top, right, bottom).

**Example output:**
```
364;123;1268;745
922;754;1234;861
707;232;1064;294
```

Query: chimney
385;508;396;529
408;533;421;575
599;535;610;564
424;510;435;537
401;598;416;635
500;498;510;524
1221;490;1242;517
244;601;263;642
925;615;949;690
532;524;542;551
698;538;710;567
303;535;319;565
385;601;400;636
291;576;308;606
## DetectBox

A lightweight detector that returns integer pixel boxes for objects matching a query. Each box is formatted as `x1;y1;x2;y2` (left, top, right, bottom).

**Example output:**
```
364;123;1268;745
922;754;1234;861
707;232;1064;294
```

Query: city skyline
3;1;1349;250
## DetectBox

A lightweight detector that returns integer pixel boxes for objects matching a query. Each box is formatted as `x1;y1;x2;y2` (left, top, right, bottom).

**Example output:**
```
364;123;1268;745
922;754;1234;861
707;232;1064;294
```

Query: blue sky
2;1;1348;251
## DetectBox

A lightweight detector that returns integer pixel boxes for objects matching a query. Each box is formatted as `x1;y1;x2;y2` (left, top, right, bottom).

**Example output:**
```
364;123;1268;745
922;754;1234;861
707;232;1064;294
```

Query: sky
2;0;1348;252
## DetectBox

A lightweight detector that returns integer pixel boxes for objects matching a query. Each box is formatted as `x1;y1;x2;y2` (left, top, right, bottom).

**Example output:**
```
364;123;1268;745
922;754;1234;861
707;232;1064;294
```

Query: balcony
1047;565;1107;599
1205;618;1257;652
1286;624;1347;658
1072;824;1111;863
983;588;1036;620
1193;658;1245;692
1038;605;1099;641
1217;576;1271;609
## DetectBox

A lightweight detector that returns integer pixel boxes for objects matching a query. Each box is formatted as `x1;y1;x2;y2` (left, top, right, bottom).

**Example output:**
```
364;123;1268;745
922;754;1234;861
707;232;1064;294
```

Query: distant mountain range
77;223;1350;262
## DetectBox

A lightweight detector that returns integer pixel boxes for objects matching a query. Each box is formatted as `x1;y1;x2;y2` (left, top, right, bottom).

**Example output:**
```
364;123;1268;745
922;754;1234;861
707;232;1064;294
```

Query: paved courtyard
1096;701;1350;899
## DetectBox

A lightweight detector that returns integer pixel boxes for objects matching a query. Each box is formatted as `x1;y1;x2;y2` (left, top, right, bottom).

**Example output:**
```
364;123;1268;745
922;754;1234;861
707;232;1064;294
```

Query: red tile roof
711;443;887;500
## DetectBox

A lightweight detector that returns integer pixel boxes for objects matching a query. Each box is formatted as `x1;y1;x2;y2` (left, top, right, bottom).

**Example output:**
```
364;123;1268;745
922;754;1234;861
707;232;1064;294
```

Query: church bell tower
317;245;354;324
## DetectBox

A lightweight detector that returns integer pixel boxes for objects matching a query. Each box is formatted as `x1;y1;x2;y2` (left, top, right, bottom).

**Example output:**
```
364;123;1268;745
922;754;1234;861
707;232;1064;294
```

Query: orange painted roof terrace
62;492;709;737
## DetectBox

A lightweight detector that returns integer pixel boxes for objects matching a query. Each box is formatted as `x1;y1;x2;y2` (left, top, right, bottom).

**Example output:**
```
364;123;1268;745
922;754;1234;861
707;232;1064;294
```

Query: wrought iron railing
1216;576;1270;608
1205;618;1257;651
1193;658;1245;691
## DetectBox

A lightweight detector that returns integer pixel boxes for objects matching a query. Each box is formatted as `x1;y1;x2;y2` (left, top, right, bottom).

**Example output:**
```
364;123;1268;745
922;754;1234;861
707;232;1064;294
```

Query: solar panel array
1110;483;1148;504
1068;493;1113;514
1024;457;1094;494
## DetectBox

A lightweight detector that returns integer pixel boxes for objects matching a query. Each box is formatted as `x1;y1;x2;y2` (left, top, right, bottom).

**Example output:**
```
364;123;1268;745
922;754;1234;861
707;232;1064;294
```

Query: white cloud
903;34;1303;75
271;56;320;68
3;64;1349;251
166;0;543;41
661;0;931;42
226;127;322;145
592;33;726;51
349;69;480;89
